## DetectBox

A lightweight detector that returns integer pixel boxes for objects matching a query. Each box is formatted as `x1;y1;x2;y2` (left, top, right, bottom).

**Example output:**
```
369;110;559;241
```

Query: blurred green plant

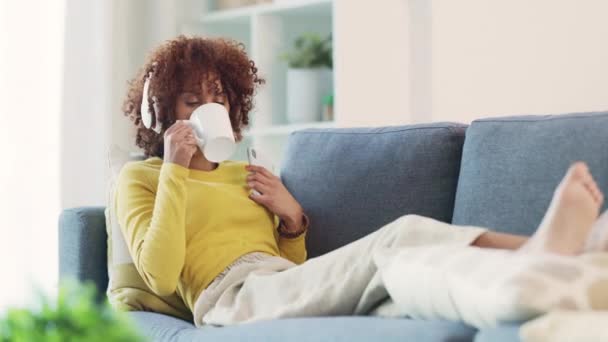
280;33;332;69
0;280;144;342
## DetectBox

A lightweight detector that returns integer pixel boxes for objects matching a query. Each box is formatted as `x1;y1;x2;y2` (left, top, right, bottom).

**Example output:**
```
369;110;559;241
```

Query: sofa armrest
58;207;108;297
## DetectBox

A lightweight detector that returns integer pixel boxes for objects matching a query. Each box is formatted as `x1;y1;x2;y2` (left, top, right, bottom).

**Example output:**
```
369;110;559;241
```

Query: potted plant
0;281;143;342
281;33;333;124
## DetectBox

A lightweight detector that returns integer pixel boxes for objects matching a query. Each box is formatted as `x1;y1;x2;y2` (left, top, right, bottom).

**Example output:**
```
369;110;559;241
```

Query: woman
117;35;607;327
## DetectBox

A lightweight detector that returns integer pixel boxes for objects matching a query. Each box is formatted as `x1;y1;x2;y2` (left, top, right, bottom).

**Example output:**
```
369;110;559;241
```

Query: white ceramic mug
187;103;236;162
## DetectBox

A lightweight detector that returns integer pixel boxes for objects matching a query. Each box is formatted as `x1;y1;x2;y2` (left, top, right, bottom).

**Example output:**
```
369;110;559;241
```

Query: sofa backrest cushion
280;123;468;258
452;111;608;236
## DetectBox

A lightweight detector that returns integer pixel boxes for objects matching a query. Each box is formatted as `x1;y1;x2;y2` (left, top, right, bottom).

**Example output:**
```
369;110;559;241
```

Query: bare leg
471;162;603;255
472;231;528;250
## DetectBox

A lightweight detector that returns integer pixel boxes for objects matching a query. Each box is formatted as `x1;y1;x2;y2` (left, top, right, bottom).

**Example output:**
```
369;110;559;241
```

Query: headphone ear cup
141;75;153;129
152;96;162;134
153;120;162;134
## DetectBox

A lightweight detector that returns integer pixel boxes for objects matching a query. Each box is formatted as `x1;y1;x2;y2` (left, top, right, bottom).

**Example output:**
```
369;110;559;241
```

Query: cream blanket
376;245;608;328
191;214;608;329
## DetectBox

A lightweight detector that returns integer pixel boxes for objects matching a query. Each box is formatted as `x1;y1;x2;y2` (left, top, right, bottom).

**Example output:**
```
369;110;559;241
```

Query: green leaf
280;32;333;69
0;280;145;342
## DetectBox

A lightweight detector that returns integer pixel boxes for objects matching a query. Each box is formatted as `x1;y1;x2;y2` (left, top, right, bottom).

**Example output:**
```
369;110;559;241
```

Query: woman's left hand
245;165;304;231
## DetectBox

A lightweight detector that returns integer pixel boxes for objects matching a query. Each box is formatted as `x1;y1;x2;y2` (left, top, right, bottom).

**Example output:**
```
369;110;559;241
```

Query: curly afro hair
122;35;265;158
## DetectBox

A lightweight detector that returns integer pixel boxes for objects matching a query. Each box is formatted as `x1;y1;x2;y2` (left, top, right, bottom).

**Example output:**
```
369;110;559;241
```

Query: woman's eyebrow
181;91;200;97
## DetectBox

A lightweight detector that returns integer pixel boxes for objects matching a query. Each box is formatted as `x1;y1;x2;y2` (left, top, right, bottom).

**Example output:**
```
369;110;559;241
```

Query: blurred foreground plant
0;280;144;342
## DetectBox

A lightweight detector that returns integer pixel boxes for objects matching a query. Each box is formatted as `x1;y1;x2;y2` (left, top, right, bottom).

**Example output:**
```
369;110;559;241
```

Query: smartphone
247;147;275;196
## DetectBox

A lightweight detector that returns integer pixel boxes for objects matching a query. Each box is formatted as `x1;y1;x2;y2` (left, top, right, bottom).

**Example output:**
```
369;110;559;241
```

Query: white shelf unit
182;0;335;166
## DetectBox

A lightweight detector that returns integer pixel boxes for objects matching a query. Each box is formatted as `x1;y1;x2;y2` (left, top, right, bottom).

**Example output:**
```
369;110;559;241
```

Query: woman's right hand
163;120;198;168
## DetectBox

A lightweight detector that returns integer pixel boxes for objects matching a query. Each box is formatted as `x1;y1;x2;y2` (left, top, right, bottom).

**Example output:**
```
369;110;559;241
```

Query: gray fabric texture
474;325;521;342
129;311;476;342
453;111;608;236
58;206;108;300
280;123;468;258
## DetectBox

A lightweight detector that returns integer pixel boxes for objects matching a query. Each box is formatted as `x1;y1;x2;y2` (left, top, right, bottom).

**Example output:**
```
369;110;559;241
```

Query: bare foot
584;210;608;252
520;162;603;255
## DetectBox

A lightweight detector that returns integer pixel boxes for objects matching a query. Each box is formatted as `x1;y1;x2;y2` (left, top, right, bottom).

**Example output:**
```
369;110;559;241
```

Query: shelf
196;0;334;165
201;7;252;24
244;120;336;136
202;0;332;24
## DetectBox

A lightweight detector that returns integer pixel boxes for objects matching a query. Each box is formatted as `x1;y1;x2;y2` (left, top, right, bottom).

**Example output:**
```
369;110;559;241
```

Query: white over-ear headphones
141;70;162;134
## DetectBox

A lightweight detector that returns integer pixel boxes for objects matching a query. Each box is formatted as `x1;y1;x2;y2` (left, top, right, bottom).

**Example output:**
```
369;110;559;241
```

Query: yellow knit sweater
115;157;307;312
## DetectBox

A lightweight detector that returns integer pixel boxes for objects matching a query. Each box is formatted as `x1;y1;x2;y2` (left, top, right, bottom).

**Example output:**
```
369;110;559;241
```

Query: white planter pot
286;68;333;124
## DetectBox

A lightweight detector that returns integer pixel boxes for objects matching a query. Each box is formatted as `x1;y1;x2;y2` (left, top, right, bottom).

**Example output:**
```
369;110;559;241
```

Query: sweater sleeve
274;214;308;265
115;162;190;296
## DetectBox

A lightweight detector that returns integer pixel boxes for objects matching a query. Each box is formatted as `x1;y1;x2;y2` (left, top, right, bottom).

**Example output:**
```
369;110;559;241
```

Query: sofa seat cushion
129;311;477;342
474;325;521;342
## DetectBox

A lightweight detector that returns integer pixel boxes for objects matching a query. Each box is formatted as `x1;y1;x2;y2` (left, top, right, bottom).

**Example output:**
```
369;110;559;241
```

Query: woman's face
174;74;231;121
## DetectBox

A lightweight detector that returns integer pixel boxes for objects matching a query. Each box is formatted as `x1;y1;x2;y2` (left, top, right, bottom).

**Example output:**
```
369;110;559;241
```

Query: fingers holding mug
164;120;187;140
184;132;198;146
164;120;199;168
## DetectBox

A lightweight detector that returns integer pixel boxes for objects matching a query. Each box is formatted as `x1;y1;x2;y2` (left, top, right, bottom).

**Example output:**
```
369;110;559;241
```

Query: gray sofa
59;111;608;341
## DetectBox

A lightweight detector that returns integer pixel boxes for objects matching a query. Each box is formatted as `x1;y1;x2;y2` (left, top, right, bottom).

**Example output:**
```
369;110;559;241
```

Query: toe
590;186;603;204
589;181;603;202
578;167;598;190
568;162;590;181
573;161;589;171
587;179;600;193
586;182;603;205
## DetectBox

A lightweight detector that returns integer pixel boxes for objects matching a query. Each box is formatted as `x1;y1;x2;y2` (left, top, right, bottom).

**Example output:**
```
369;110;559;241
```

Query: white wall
334;0;412;126
61;0;112;209
430;0;608;123
335;0;608;125
1;0;65;308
